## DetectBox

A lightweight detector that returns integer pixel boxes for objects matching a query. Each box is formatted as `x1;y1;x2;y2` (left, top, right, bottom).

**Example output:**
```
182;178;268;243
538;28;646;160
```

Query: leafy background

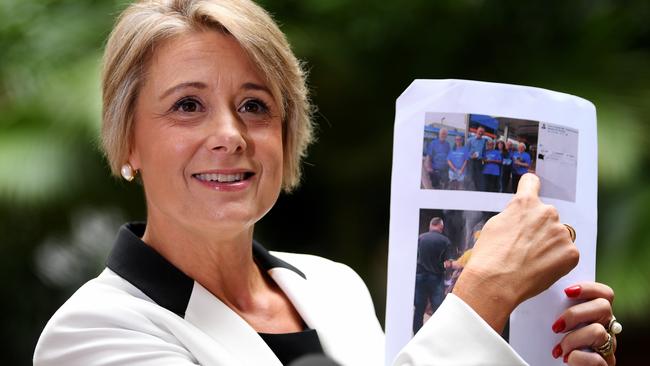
1;0;648;364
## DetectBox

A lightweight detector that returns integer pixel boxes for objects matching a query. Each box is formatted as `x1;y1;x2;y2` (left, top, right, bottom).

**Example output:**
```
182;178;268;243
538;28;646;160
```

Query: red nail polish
564;285;581;298
563;354;569;363
552;318;566;333
552;344;563;358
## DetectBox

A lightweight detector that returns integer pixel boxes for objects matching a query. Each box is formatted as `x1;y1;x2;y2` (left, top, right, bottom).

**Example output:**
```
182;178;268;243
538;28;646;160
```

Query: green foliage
1;0;649;363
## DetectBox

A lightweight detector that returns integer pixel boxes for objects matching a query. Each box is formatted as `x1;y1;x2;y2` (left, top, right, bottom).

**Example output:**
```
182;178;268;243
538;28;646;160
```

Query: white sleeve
392;294;528;366
274;253;528;366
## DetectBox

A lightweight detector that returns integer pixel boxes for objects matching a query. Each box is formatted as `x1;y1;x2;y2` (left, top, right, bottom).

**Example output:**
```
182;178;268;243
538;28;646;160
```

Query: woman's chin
183;205;266;232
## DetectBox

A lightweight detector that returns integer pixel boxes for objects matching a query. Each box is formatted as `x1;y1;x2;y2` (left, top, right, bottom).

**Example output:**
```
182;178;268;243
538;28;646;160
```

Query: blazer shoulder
36;269;168;339
34;269;197;365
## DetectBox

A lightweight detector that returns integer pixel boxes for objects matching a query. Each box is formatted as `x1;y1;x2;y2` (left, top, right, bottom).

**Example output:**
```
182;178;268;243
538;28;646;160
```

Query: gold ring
608;316;623;335
564;224;576;242
594;333;614;358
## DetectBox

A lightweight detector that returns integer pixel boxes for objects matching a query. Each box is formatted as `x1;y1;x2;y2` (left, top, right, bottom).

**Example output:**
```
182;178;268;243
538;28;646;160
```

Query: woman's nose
205;110;248;154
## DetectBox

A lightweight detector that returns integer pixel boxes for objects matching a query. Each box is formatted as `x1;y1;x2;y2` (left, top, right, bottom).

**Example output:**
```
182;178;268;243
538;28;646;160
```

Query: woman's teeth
195;173;245;183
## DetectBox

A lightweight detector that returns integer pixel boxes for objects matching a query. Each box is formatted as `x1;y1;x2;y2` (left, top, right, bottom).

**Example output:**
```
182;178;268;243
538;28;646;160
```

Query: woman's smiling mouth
193;172;254;183
192;171;256;190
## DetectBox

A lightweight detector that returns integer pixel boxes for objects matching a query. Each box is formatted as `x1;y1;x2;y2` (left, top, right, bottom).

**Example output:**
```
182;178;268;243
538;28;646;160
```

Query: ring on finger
594;333;614;358
564;224;577;242
608;316;623;335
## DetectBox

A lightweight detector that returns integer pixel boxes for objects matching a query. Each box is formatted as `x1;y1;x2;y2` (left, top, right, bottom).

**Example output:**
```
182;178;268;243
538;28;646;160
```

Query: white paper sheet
385;79;597;366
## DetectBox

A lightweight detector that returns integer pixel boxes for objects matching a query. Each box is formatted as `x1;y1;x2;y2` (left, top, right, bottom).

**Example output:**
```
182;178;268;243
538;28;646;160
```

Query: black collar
106;222;305;318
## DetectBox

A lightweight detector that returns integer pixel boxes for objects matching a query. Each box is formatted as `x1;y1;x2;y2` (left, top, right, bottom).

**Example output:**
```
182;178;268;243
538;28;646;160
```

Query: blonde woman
34;1;618;365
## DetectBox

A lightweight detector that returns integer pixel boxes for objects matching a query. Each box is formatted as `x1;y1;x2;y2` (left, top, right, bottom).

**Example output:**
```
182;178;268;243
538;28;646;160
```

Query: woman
447;135;469;190
34;1;618;365
498;140;512;193
481;139;502;192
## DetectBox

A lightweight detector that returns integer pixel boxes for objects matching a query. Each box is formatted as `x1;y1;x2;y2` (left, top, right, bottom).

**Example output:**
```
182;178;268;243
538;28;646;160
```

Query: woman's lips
192;171;255;191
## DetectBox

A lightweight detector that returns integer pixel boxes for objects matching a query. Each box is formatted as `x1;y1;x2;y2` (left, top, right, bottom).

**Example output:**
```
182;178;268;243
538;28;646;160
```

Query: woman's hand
453;173;580;332
552;282;617;365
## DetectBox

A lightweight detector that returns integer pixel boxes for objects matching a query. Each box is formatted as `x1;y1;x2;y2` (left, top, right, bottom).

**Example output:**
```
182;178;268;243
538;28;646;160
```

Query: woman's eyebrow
241;82;271;94
159;81;207;100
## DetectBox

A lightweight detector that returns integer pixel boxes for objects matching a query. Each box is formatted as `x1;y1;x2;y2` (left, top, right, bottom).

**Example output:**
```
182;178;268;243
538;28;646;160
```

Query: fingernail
563;354;569;363
552;343;563;358
552;318;566;333
564;285;581;298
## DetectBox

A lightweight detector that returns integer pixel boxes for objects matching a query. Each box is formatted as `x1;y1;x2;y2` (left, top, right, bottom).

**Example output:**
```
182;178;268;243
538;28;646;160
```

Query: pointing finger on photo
514;173;540;198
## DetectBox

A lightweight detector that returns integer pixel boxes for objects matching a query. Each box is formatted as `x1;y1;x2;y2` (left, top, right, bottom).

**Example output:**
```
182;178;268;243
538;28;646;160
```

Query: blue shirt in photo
466;136;486;159
502;151;512;166
447;149;469;170
482;149;502;176
427;139;451;170
512;151;532;175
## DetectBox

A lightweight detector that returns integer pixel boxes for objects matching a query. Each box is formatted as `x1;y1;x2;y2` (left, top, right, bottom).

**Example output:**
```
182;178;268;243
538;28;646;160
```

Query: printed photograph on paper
412;208;509;339
420;112;578;201
386;80;598;365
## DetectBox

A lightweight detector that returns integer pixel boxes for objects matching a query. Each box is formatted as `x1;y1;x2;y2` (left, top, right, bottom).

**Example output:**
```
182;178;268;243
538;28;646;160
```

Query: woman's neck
141;212;304;333
142;214;261;305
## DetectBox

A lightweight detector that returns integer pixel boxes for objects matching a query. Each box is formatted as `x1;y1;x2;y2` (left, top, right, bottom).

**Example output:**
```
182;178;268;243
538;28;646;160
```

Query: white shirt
34;223;527;365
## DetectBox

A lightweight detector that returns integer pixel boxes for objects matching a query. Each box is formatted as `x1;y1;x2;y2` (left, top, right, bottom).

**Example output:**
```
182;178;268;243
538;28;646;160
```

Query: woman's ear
128;149;141;172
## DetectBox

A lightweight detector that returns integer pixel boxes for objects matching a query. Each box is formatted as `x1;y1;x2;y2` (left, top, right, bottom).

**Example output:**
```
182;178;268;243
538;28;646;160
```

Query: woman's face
129;31;283;235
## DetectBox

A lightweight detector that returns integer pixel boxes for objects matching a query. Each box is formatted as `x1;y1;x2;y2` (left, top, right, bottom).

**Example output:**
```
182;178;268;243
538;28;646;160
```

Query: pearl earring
120;163;136;182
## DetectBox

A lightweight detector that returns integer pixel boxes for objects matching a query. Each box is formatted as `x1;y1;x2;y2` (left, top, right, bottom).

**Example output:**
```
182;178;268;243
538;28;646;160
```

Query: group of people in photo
423;126;534;193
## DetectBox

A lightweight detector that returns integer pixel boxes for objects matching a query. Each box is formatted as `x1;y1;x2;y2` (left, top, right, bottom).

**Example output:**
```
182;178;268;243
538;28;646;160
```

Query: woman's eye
238;99;269;115
172;98;204;113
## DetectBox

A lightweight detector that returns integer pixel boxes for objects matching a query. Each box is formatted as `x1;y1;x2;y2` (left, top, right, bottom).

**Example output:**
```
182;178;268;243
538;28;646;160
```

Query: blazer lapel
184;282;282;366
267;266;344;360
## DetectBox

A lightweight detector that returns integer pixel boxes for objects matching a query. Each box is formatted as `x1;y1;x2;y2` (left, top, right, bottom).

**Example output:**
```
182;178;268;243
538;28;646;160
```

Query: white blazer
34;223;527;365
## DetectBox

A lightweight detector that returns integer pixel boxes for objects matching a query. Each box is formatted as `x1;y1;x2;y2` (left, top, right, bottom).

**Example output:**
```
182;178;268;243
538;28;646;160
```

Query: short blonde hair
101;0;314;191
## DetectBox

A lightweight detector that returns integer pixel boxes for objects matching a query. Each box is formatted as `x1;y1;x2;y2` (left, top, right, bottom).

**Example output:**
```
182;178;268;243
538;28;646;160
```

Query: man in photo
425;128;451;189
413;217;451;334
466;126;487;191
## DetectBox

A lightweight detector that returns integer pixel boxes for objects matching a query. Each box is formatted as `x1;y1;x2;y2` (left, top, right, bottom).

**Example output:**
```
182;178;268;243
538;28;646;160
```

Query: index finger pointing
515;173;541;198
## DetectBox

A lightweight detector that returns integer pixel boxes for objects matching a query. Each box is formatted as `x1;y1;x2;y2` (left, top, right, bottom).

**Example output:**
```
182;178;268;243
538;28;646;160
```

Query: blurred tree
1;0;648;363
